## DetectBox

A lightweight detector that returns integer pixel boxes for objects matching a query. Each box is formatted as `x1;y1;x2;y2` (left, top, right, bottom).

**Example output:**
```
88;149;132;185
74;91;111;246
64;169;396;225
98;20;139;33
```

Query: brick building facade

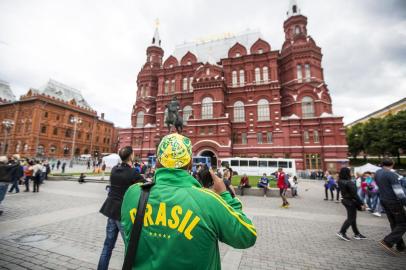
0;79;117;158
119;2;348;171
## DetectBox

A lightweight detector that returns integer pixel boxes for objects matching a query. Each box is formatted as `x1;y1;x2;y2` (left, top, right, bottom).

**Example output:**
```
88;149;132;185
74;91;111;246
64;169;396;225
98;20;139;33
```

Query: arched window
262;66;269;82
302;96;315;118
233;101;245;122
189;77;194;91
239;70;245;86
37;145;45;156
182;78;188;92
232;71;237;87
171;80;175;93
50;145;57;154
255;67;261;83
136;111;144;127
201;97;213;119
297;65;303;83
305;64;311;82
65;129;72;138
15;142;21;153
164;80;169;94
183;105;192;124
295;26;301;34
257;99;270;121
164;108;168;122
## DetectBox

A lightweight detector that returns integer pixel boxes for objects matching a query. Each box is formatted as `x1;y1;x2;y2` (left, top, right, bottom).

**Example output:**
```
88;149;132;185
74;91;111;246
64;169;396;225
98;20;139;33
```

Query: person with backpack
0;156;17;216
120;133;256;269
32;160;43;192
375;158;406;255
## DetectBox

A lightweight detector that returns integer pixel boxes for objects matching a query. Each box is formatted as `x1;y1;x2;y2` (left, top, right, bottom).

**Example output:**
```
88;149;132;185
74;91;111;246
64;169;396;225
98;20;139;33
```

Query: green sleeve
209;190;257;249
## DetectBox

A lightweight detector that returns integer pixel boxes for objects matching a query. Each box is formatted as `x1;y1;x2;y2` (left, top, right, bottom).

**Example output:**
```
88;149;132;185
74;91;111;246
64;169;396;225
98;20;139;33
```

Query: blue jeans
9;179;19;193
0;184;9;203
367;193;378;211
97;218;124;270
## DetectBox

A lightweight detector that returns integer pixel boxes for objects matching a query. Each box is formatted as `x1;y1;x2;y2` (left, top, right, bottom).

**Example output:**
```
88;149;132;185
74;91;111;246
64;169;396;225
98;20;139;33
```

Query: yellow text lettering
144;203;154;226
168;205;182;229
178;210;193;233
184;216;201;240
155;202;167;227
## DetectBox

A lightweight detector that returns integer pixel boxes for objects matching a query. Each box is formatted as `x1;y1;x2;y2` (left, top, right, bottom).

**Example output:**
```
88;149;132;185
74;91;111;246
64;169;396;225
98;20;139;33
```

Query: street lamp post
70;116;82;166
2;119;15;155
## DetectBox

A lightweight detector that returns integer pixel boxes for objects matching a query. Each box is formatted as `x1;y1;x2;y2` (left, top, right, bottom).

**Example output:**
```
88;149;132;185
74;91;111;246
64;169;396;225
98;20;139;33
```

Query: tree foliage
346;110;406;163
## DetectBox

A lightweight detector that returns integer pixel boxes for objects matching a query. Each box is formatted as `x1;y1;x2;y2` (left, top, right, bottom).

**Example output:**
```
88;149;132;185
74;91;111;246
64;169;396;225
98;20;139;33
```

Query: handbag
122;181;155;270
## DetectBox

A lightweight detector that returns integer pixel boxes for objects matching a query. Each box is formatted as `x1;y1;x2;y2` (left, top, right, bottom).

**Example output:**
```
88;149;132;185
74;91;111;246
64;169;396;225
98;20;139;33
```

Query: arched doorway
199;150;217;169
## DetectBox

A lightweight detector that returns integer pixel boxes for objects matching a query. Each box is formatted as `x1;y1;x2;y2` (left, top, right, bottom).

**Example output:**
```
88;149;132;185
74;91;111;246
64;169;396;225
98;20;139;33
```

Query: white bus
220;157;296;176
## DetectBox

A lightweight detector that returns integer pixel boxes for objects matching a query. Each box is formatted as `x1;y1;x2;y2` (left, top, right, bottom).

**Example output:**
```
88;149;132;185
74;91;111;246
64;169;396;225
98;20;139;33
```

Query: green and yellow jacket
121;168;257;270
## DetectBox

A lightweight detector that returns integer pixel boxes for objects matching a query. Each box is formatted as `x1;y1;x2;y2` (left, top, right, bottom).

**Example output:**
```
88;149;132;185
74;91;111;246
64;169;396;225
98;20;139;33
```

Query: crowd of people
333;159;406;256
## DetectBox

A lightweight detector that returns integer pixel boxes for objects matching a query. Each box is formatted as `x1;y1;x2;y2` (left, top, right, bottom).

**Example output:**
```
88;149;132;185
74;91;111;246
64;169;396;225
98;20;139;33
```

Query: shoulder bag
122;181;155;270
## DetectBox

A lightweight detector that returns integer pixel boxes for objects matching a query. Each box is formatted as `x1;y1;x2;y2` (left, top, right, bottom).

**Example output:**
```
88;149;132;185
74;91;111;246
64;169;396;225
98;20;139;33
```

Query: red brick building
0;79;117;159
119;2;348;171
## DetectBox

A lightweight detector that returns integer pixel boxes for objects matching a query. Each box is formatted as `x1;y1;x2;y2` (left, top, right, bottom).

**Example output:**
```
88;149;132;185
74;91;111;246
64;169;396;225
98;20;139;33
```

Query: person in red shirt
277;168;289;208
238;174;251;196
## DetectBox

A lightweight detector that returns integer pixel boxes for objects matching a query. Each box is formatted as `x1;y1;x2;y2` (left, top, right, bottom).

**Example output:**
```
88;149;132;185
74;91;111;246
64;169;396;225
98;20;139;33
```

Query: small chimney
101;113;105;119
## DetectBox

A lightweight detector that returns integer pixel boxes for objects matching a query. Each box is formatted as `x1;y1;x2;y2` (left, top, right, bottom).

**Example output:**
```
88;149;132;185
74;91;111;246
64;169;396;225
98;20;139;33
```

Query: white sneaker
372;212;381;217
365;207;371;211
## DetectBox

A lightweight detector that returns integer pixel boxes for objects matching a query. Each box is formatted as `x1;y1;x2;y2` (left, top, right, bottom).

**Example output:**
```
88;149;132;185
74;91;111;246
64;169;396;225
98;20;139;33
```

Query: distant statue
165;96;183;133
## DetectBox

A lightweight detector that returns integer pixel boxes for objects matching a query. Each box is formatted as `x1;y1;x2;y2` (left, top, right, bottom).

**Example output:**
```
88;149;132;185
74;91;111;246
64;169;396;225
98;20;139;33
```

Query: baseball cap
157;133;192;169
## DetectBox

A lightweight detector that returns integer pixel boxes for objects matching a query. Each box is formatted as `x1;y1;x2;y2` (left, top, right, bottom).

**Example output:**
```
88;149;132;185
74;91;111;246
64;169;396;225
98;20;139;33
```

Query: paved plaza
0;180;405;270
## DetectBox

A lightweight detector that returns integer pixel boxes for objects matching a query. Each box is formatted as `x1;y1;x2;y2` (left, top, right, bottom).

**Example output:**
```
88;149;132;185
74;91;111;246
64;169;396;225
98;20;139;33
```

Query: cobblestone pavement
0;180;405;270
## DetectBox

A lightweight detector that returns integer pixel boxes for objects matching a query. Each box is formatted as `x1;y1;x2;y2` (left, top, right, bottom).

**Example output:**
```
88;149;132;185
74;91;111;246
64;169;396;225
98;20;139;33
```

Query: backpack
284;174;291;188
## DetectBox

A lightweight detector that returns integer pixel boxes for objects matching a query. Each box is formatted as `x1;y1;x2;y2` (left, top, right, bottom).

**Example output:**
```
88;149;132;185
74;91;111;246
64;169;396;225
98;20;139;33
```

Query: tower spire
287;0;301;17
152;18;161;47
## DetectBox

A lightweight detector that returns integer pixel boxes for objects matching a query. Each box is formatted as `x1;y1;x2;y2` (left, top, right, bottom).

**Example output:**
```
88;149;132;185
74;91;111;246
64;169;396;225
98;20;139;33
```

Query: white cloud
1;0;405;127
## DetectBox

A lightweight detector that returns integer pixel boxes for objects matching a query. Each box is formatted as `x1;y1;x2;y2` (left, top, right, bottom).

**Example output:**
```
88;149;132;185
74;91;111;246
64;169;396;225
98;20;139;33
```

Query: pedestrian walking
8;155;23;194
277;168;289;207
97;146;144;270
120;133;256;269
32;161;42;192
61;162;66;173
87;160;91;170
56;160;61;170
23;160;34;192
375;158;406;255
0;156;13;216
101;162;106;180
336;167;367;241
44;161;50;180
324;171;335;201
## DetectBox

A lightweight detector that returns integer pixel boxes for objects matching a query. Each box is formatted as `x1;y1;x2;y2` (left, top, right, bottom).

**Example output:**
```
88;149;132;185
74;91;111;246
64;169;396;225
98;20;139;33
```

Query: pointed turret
151;19;161;47
287;0;301;17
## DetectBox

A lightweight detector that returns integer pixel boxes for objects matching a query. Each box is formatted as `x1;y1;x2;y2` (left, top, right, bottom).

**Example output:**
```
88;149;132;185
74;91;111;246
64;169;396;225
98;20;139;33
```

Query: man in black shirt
375;158;406;255
97;146;144;270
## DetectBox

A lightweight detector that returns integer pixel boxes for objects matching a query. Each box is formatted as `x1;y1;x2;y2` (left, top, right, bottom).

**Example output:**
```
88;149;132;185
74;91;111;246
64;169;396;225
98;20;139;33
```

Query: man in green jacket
121;133;256;269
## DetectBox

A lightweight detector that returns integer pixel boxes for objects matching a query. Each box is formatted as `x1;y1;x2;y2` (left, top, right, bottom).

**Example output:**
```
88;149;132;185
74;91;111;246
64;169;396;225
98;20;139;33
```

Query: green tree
362;118;387;157
346;123;364;158
385;110;406;164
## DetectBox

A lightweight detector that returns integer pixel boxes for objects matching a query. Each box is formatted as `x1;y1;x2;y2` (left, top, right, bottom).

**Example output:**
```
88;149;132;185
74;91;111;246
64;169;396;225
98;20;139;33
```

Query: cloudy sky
0;0;405;127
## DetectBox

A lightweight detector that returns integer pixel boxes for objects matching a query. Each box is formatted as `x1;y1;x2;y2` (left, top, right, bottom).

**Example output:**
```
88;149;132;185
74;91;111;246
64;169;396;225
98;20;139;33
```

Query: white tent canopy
102;153;121;168
354;163;381;174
